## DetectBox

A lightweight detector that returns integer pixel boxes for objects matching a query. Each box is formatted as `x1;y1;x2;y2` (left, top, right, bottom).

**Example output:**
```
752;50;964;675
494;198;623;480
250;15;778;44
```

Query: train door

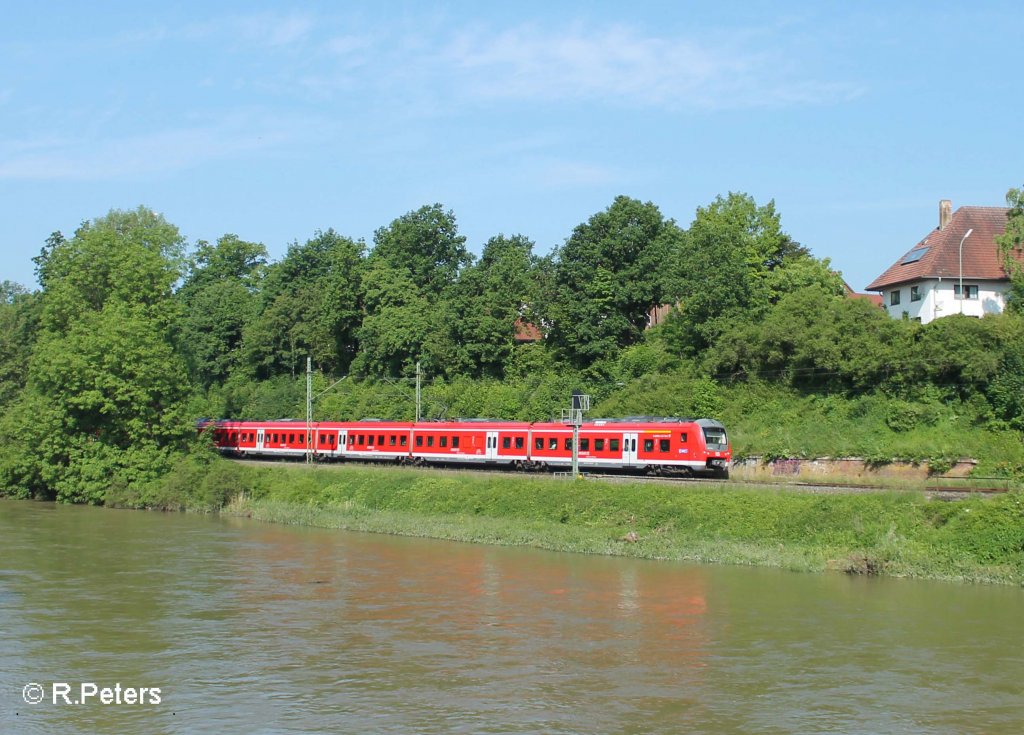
486;431;499;460
256;429;265;451
337;430;347;456
623;432;638;466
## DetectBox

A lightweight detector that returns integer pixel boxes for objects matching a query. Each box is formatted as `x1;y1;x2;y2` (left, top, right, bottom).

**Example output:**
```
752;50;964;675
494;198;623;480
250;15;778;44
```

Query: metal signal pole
563;391;590;479
415;361;422;423
306;357;313;464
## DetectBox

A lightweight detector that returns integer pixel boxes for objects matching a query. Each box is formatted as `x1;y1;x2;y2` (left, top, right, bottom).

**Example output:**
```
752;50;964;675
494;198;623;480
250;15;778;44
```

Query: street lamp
958;228;974;314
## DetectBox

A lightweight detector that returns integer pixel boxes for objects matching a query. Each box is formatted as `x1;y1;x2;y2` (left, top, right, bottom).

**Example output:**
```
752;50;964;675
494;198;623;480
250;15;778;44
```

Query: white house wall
881;279;1007;324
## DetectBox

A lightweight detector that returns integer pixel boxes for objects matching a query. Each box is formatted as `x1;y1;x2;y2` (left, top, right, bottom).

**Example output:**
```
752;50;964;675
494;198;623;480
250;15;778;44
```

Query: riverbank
112;457;1024;585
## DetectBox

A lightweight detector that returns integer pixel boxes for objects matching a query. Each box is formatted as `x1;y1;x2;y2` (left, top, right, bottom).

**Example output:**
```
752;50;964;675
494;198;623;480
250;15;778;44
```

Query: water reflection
2;500;1022;734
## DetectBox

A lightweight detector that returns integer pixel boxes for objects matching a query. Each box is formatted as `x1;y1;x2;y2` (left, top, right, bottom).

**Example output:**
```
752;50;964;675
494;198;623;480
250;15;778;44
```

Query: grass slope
121;458;1024;585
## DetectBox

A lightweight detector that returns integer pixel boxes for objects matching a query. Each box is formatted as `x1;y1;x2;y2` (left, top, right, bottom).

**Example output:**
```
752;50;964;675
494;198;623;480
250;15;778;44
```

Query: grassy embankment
114;456;1024;585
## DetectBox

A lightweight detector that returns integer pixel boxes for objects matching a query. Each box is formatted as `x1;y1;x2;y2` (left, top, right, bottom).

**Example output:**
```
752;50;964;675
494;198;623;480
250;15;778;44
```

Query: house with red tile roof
866;200;1014;323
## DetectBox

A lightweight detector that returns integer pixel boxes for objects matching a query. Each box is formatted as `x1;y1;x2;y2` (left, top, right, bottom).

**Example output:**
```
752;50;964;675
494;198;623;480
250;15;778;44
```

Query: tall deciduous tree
177;234;268;387
0;207;192;502
443;234;540;378
667;192;808;354
544;196;681;368
354;205;470;376
244;229;364;378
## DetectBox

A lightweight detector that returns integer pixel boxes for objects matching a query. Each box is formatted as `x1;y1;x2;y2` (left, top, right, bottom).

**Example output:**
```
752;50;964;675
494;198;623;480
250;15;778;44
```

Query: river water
1;500;1021;734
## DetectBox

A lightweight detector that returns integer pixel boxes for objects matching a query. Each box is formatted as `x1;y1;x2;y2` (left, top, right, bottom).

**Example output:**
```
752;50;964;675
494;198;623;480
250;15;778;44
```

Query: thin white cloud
440;23;861;110
0;114;312;182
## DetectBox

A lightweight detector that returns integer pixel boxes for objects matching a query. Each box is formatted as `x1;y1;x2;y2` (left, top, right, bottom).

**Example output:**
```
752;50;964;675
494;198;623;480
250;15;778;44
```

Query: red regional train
203;416;732;478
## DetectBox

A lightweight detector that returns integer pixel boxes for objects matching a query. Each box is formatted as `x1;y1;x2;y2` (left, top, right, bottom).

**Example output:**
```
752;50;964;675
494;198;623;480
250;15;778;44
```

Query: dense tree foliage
664;192;814;354
177;234;268;387
0;208;192;502
544;196;680;368
244;229;364;378
6;186;1024;503
354;205;469;377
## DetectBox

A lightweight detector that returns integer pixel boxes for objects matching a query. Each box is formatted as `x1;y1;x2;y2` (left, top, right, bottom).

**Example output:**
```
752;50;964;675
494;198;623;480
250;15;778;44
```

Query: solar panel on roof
899;247;929;265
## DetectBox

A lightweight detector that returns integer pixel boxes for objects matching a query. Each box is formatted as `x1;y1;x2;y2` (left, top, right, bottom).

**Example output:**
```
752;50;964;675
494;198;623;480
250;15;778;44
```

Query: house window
890;290;901;306
955;284;979;300
910;285;922;302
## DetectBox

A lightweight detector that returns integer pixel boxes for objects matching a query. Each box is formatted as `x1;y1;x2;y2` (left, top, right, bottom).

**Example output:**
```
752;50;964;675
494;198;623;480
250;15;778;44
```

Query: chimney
939;199;952;230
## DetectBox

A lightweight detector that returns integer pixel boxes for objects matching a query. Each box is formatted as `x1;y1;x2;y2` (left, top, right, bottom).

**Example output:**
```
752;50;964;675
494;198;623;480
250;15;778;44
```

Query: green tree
244;229;365;378
0;207;193;502
996;185;1024;312
177;234;268;387
544;196;681;368
369;203;470;296
667;192;808;354
0;282;41;407
705;285;909;393
355;205;469;376
443;234;540;378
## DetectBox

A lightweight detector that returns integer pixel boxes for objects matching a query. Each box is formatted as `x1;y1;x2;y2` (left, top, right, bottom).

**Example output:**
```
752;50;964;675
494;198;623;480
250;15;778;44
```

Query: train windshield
702;426;728;450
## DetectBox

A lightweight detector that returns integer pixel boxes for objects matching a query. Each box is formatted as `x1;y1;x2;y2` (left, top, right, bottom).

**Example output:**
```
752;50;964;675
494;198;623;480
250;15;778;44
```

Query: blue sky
2;1;1021;292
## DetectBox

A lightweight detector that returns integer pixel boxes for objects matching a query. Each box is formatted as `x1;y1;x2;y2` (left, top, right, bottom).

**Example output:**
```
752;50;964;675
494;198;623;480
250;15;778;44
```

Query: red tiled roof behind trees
866;206;1012;291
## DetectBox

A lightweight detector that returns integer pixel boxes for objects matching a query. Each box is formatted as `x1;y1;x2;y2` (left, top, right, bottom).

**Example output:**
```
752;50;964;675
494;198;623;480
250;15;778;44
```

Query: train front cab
696;419;730;478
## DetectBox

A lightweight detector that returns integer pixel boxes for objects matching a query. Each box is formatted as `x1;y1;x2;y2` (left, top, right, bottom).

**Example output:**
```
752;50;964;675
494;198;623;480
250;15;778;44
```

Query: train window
273;433;279;443
427;436;434;447
416;436;423;447
659;439;670;452
580;438;590;451
286;433;293;444
358;435;365;445
440;436;448;448
502;437;511;449
548;438;558;450
298;434;304;445
329;434;335;446
348;434;355;445
644;439;654;452
452;436;460;448
378;435;384;446
389;435;396;446
565;438;573;451
535;438;544;450
610;439;620;451
595;439;605;451
680;432;688;443
400;436;408;447
515;437;524;449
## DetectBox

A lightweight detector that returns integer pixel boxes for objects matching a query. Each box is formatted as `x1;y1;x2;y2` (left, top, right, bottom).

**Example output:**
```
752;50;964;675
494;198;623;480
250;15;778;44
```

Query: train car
527;417;730;477
202;415;731;478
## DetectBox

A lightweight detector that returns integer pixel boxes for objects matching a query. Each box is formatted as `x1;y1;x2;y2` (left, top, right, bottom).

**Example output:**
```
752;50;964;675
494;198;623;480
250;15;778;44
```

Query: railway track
224;457;1011;498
